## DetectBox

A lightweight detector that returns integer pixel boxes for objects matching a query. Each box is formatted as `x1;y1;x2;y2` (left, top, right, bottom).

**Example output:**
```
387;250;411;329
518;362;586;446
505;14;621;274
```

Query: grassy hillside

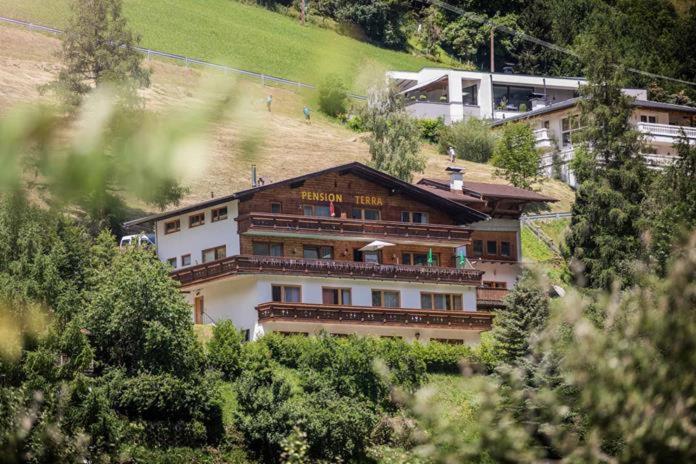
0;0;439;90
0;25;575;214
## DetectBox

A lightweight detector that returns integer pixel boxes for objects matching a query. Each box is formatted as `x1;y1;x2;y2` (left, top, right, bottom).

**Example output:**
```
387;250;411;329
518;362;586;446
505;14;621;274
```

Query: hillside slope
0;25;575;214
0;0;440;90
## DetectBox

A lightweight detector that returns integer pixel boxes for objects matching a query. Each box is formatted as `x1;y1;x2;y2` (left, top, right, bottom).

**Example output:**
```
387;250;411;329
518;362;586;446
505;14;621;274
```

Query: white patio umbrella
359;240;395;252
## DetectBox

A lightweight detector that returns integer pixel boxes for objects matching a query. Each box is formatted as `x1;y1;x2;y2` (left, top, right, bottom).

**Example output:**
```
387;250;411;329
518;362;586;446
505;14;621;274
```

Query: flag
458;249;465;268
329;201;335;217
427;248;433;266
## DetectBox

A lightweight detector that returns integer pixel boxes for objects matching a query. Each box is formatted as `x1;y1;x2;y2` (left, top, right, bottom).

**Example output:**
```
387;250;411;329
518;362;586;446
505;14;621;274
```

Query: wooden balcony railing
476;287;510;308
237;212;472;243
257;302;494;330
170;255;485;287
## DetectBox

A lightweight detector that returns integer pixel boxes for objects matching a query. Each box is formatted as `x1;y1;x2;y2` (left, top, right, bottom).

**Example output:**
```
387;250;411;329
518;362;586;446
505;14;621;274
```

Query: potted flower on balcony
439;95;448;102
419;94;428;101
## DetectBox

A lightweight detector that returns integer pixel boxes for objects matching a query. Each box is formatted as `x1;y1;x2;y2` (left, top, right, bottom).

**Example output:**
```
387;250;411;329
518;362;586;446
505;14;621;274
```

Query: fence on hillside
0;15;366;99
521;211;572;222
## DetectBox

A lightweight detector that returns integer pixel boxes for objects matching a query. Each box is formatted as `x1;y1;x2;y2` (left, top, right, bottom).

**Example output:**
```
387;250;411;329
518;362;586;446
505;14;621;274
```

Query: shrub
318;74;348;118
412;341;474;374
416;118;445;143
207;320;245;380
438;118;496;163
347;113;366;132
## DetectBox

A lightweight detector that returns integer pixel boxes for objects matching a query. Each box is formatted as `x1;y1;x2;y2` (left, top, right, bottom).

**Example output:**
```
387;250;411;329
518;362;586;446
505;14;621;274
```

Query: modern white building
388;68;651;125
491;98;696;187
125;163;556;344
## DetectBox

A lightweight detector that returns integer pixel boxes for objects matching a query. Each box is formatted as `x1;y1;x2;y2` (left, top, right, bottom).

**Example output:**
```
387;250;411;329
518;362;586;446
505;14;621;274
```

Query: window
639;115;656;123
493;84;534;111
352;208;380;220
271;285;301;303
371;290;400;308
189;213;205;228
166;257;177;268
252;241;283;256
543;120;550;129
462;84;477;105
270;202;282;214
303;205;331;217
487;241;498;255
433;338;464;345
303;245;333;260
402;252;439;266
500;241;511;257
211;207;228;222
181;254;191;267
322;287;352;305
420;292;463;310
164;219;180;234
483;281;507;289
202;245;226;263
401;211;429;224
363;250;380;264
472;240;484;256
241;329;250;342
561;115;582;146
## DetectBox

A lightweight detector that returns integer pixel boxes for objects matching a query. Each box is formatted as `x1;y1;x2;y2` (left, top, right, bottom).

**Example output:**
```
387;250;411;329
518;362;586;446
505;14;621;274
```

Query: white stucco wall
155;200;239;269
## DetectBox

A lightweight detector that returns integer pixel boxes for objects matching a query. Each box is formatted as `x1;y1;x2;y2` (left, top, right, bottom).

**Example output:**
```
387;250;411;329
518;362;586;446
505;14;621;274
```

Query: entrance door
194;296;204;324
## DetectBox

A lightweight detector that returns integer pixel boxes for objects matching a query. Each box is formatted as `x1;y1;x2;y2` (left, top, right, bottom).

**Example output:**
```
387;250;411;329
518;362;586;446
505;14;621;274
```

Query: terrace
256;302;494;331
237;212;473;245
170;254;485;287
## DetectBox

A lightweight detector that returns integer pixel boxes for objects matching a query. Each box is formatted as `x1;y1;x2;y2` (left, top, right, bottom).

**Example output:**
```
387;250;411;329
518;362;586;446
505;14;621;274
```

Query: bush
417;118;445;143
207;320;245;380
491;122;541;189
347;113;366;132
318;74;348;118
438;118;496;163
412;341;475;374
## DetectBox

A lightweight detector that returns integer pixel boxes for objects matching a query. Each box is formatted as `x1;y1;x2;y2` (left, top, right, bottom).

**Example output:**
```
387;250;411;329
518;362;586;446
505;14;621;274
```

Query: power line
419;0;696;87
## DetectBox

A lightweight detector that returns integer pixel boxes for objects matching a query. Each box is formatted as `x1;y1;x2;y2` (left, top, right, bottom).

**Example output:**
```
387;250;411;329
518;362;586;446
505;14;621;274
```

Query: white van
119;233;156;248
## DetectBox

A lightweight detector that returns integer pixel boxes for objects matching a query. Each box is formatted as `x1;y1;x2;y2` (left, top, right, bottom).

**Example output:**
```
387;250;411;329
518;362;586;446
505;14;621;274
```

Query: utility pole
301;0;306;25
490;27;495;73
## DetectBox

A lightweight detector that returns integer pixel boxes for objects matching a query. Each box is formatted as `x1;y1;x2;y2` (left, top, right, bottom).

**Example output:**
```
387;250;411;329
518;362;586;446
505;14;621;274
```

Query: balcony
257;302;494;331
533;128;554;149
170;255;485;287
638;122;696;144
237;212;473;245
476;287;509;309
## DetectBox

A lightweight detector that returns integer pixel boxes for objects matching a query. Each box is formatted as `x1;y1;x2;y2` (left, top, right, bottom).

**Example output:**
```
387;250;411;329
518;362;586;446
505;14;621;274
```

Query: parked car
119;233;156;248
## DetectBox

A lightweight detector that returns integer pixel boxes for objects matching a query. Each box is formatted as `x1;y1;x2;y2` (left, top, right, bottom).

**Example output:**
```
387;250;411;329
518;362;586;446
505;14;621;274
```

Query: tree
362;83;425;182
318;74;348;118
438;118;496;163
207;320;245;380
417;6;445;58
47;0;150;107
83;246;202;376
491;122;542;189
564;11;649;290
492;270;550;366
642;133;696;275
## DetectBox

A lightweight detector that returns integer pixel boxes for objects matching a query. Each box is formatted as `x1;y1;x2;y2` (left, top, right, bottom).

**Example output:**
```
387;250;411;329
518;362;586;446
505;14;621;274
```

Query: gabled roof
417;178;557;203
124;162;491;227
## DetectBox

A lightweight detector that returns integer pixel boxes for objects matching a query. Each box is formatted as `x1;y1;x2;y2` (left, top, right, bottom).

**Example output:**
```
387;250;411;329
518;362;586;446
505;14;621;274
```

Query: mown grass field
0;0;440;90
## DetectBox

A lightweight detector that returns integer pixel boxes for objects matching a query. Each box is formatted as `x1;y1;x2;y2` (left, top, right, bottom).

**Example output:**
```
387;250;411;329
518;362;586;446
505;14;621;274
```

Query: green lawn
537;218;570;249
521;225;568;284
0;0;440;90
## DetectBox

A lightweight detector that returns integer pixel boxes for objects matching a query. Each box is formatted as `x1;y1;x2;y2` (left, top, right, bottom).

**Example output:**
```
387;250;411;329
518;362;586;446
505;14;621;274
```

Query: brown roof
417;184;487;204
418;178;557;203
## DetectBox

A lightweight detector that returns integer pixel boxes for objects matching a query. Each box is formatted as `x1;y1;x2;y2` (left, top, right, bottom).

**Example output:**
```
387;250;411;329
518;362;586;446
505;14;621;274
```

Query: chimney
251;165;257;188
446;166;464;192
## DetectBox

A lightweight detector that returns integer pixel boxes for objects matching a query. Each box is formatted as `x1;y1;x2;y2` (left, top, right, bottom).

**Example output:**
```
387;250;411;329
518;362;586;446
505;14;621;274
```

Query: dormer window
164;219;180;234
189;213;205;228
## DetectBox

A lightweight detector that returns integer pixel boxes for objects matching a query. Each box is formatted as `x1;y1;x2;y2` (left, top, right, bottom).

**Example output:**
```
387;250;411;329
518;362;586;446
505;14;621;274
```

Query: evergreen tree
363;83;425;182
47;0;150;107
564;12;650;289
492;270;550;366
642;134;696;275
491;122;542;189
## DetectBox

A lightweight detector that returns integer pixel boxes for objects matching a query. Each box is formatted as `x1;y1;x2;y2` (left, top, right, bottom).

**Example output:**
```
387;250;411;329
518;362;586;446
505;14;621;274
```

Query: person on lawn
303;106;311;124
266;95;273;112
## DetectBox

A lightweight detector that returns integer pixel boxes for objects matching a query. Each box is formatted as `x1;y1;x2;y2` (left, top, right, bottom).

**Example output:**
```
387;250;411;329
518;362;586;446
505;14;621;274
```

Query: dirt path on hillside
0;26;574;211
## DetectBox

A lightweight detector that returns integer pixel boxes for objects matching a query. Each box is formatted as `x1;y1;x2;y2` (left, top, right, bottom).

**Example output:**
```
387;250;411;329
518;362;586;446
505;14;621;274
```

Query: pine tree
564;11;650;290
492;270;550;366
642;134;696;275
47;0;150;107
